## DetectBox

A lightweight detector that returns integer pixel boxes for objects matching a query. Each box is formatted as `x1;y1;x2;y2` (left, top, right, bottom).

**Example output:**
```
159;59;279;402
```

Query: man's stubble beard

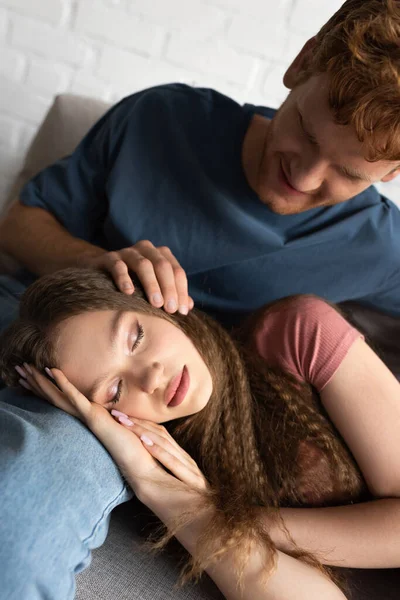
254;116;338;215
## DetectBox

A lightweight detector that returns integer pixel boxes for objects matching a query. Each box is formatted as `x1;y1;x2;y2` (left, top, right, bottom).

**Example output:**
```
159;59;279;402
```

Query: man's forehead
297;76;400;172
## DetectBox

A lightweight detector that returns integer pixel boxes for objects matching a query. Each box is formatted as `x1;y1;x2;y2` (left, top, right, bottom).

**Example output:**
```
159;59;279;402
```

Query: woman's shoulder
244;294;343;342
244;294;364;391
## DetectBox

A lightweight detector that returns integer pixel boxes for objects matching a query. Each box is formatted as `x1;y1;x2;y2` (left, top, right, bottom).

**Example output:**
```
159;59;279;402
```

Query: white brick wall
0;0;399;210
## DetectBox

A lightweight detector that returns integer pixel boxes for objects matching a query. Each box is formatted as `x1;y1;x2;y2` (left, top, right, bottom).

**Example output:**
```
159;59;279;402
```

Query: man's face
254;73;400;214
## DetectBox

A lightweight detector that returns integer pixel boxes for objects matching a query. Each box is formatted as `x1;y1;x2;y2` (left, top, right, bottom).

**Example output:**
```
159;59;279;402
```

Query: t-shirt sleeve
253;295;365;392
19;90;148;244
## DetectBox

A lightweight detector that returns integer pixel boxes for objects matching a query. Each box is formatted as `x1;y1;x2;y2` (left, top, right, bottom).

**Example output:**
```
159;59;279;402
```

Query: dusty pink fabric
253;296;365;392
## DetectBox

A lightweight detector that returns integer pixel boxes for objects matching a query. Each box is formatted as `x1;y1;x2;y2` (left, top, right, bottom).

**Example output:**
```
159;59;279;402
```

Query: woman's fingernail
15;365;27;379
123;282;133;292
140;434;154;446
152;293;162;304
23;362;33;375
118;416;134;426
111;409;128;418
45;367;55;379
179;305;188;315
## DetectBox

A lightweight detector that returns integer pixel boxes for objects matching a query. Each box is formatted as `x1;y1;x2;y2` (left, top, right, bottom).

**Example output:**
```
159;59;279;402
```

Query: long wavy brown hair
0;267;372;597
300;0;400;163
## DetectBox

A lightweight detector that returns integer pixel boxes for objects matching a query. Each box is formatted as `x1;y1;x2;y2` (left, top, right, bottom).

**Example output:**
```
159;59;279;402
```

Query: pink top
253;296;365;392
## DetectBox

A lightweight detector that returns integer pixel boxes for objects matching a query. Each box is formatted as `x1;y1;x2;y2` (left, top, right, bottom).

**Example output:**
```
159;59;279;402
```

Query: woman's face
55;310;213;423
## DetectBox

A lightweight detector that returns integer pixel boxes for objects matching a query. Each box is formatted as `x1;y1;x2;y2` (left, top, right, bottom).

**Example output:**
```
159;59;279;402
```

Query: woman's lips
278;160;306;196
167;366;190;408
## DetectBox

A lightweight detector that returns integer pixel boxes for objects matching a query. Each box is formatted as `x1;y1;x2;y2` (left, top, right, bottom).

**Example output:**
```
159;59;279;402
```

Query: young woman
1;267;399;600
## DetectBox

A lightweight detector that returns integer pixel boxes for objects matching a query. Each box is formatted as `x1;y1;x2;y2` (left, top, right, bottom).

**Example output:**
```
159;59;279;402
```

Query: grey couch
1;94;399;599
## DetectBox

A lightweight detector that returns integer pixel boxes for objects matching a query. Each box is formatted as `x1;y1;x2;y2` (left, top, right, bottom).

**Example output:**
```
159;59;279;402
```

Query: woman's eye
110;323;144;406
111;381;123;405
132;323;144;351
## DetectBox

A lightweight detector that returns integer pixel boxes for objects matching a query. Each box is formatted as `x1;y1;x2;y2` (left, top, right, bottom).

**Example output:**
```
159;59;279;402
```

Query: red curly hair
300;0;400;162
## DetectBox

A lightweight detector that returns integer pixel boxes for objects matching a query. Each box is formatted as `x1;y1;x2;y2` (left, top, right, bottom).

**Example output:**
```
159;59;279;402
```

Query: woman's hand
17;363;209;501
80;240;194;315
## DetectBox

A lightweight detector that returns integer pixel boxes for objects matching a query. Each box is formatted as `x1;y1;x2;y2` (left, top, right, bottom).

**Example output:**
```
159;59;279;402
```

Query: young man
0;1;399;598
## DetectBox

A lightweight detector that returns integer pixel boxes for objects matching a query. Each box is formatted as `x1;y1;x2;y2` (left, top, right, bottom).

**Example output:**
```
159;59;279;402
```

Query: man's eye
298;112;318;146
347;174;361;182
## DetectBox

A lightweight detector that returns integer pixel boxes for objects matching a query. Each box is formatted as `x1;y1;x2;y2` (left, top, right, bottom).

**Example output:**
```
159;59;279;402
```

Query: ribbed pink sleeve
253;296;365;392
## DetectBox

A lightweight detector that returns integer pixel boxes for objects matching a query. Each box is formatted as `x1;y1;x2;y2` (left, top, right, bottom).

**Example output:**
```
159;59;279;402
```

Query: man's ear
283;37;317;89
380;166;400;183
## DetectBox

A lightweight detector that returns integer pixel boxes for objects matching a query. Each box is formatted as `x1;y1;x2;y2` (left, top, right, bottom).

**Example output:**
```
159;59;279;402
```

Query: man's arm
0;200;105;275
0;201;194;312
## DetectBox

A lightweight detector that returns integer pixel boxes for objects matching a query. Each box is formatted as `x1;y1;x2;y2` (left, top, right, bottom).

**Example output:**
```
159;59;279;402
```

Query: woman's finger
19;364;46;397
120;421;208;491
141;438;209;492
111;411;199;467
113;414;205;478
25;365;82;419
18;377;33;392
49;368;94;420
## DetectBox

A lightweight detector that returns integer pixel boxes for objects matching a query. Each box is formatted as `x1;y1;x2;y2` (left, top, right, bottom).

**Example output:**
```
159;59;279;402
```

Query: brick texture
0;0;399;209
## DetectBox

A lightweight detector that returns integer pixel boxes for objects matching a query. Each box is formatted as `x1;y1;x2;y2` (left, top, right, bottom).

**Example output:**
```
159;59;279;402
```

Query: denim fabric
0;275;133;600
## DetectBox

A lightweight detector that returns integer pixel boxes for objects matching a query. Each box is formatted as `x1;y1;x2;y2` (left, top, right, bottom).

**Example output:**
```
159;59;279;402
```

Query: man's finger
124;249;166;307
126;246;179;312
108;257;135;294
157;246;189;314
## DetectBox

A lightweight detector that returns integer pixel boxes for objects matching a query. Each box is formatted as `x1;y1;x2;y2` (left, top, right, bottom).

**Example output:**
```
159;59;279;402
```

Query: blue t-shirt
20;83;400;328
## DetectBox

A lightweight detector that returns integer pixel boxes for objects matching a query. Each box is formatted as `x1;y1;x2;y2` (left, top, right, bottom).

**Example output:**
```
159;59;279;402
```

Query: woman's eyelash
110;323;144;406
111;381;123;405
133;323;144;350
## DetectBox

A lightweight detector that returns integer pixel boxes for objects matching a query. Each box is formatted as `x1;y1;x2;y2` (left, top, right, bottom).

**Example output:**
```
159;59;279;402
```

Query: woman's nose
139;361;164;394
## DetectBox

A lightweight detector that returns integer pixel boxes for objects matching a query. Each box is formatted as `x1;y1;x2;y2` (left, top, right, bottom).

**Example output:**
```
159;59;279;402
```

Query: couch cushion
2;94;111;217
0;94;111;273
75;499;224;600
76;499;400;600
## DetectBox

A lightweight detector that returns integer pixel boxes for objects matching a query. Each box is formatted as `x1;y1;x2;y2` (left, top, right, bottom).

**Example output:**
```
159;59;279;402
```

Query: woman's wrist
137;474;211;523
129;471;166;505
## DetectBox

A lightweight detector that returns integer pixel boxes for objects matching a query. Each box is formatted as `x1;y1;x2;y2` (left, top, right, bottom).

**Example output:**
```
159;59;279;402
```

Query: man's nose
290;158;327;193
138;361;164;394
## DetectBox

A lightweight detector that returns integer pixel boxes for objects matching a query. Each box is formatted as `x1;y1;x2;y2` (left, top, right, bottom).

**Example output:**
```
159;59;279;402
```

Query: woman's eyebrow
85;309;126;402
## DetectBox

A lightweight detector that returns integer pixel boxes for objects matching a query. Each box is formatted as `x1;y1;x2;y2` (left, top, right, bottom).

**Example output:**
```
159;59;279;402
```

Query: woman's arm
264;337;400;568
266;498;400;568
141;483;347;600
321;337;400;499
22;364;346;598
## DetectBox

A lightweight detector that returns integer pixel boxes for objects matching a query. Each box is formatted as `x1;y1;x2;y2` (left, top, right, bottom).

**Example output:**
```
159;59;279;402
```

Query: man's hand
81;240;194;315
